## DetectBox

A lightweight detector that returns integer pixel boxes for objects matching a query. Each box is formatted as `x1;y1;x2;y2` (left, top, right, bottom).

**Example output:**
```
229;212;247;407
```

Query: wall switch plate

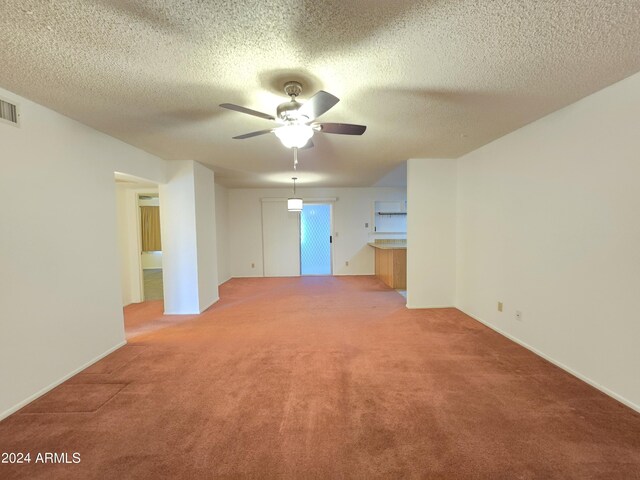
498;302;503;312
345;261;349;266
515;310;522;321
251;263;255;268
365;222;369;228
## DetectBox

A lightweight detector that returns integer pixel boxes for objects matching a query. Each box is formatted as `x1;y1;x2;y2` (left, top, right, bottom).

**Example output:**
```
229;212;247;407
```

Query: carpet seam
0;340;127;421
15;383;129;415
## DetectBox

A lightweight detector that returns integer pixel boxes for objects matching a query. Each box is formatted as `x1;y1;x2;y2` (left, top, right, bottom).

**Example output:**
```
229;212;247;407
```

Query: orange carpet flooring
1;276;639;479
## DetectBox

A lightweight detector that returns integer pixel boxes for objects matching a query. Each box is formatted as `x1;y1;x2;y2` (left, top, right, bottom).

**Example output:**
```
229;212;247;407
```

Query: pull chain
293;147;299;170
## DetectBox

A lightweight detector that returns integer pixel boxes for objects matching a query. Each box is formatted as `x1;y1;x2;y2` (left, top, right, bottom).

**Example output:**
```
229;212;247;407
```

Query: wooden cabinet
373;246;406;289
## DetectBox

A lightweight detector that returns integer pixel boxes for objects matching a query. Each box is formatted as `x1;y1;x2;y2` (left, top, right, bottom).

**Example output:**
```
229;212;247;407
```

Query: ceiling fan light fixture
274;124;314;149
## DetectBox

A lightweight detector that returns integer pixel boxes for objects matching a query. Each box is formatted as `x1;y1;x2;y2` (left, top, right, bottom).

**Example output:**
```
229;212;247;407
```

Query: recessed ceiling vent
0;98;19;126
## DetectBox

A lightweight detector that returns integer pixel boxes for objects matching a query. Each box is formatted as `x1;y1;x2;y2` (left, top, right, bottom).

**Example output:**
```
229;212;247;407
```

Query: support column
159;161;219;314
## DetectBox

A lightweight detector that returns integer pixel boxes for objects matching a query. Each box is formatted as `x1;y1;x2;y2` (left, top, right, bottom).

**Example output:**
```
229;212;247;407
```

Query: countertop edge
367;242;407;250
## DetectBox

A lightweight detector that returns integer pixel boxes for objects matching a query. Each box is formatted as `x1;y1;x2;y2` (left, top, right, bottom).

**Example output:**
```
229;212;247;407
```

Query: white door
261;200;300;277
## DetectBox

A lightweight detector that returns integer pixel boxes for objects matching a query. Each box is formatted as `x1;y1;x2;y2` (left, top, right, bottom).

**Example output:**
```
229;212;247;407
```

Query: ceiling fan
220;81;366;149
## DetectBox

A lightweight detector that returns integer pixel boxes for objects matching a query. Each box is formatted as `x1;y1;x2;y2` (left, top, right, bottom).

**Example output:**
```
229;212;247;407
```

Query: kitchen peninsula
368;240;407;289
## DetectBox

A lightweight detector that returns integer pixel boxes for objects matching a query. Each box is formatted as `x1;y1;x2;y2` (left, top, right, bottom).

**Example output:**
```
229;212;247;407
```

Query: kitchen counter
368;241;407;289
367;241;406;250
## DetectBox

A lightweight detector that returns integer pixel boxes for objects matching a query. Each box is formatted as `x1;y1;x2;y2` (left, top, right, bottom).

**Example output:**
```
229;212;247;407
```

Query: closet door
261;200;300;277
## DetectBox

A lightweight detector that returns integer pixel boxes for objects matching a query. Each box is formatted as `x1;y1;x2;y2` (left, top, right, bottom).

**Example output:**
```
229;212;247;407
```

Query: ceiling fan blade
297;91;339;121
232;129;274;139
316;123;367;135
220;103;275;121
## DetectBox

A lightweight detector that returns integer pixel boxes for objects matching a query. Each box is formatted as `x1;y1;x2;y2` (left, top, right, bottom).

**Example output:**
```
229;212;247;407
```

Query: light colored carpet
1;276;639;479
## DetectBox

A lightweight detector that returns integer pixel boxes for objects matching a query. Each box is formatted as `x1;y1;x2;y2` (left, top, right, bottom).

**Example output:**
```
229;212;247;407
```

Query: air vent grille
0;99;18;125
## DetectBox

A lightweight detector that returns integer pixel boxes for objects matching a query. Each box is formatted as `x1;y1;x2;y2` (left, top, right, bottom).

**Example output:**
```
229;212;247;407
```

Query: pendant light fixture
287;177;303;212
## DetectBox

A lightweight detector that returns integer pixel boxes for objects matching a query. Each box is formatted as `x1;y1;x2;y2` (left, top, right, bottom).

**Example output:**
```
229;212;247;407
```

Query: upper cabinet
374;201;407;233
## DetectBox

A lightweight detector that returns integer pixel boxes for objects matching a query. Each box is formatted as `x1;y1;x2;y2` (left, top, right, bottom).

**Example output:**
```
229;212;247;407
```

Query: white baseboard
0;340;127;421
457;307;640;414
199;296;220;313
406;304;455;309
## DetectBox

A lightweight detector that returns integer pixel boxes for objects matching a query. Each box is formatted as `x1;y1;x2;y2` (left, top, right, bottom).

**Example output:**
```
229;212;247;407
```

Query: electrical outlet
365;222;369;228
498;302;503;312
515;310;522;321
251;262;255;268
345;261;349;266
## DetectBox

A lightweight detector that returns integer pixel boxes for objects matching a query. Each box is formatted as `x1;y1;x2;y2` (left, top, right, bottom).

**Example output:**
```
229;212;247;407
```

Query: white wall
261;200;301;276
456;72;640;410
215;183;231;285
141;252;163;269
193;162;219;312
159;161;219;314
159;162;201;314
406;158;457;308
227;187;407;277
0;87;168;419
116;186;141;305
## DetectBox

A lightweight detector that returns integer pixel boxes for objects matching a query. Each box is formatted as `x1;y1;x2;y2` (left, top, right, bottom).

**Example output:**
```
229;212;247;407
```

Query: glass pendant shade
274;124;314;148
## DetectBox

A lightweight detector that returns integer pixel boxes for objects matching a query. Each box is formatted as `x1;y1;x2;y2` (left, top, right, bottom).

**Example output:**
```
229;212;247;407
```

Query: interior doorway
139;193;163;301
300;203;332;275
114;172;164;307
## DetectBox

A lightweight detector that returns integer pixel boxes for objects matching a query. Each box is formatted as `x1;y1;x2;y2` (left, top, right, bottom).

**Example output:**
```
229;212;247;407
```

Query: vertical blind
140;206;162;251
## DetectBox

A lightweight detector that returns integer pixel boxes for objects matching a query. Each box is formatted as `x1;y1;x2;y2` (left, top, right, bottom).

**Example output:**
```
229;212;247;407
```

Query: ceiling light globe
275;124;314;149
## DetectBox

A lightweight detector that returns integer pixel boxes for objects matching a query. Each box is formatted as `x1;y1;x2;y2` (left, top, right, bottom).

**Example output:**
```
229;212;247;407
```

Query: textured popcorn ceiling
1;1;640;187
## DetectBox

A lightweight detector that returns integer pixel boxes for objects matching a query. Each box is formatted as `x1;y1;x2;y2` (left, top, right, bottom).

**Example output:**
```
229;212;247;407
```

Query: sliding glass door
300;204;332;275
